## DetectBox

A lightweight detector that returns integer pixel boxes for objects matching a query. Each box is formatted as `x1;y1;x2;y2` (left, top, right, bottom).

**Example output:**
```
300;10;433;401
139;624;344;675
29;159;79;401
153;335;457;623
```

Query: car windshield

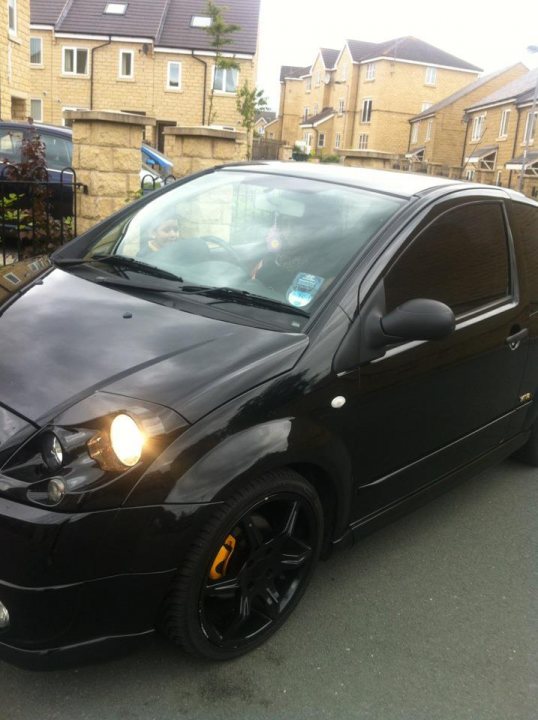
79;170;404;323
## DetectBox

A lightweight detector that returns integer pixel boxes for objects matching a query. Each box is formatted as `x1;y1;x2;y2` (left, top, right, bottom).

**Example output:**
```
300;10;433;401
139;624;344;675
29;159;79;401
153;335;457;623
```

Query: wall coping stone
64;110;156;126
164;125;246;141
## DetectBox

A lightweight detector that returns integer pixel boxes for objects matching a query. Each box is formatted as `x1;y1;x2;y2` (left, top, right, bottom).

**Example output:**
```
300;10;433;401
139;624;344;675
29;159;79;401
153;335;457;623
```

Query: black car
1;162;538;665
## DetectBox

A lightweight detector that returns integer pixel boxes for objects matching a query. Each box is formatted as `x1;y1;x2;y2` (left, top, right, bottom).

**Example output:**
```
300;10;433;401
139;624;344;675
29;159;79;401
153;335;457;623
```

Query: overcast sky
256;0;538;110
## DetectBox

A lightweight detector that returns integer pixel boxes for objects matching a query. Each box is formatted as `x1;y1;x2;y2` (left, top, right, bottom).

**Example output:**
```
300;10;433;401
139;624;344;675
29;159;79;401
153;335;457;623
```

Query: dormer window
104;3;127;14
191;16;212;27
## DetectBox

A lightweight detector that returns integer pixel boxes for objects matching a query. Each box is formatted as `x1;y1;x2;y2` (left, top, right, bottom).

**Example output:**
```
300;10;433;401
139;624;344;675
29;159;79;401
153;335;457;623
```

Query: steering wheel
198;236;250;272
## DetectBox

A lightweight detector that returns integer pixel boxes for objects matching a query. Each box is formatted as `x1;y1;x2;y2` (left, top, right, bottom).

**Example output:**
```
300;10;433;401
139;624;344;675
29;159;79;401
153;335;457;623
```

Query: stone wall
164;126;247;177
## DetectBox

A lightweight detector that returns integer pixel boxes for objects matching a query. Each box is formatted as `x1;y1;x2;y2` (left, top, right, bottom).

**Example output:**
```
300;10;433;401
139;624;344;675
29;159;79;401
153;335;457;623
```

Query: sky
256;0;538;110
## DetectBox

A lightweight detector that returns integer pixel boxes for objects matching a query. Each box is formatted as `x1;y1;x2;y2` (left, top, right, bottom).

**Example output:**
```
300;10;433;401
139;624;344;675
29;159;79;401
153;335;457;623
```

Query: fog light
47;477;65;505
42;433;64;470
0;602;9;629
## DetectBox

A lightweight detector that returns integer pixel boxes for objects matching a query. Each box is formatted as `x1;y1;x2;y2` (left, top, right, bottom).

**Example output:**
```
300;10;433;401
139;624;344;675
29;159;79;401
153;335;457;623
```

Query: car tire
161;469;324;660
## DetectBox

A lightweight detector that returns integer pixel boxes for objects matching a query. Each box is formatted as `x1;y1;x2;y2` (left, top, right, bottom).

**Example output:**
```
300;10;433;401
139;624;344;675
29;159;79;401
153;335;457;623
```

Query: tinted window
385;202;510;315
41;133;72;170
511;201;538;303
0;128;24;164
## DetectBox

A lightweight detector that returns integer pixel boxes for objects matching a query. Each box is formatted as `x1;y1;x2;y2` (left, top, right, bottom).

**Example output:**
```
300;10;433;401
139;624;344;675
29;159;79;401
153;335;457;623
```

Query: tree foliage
204;1;241;125
236;83;269;159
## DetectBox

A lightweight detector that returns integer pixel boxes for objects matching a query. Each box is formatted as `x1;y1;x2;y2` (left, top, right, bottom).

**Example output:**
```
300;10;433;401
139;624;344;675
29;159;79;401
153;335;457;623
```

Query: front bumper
0;495;215;667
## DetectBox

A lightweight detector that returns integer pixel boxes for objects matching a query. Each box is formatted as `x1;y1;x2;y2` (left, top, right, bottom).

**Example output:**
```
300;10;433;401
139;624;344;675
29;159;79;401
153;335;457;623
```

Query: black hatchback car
1;163;538;665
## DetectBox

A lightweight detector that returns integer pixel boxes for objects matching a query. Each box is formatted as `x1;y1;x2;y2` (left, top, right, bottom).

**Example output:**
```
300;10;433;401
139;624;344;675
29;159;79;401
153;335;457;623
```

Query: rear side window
0;128;24;165
511;201;538;303
385;202;511;316
41;133;72;170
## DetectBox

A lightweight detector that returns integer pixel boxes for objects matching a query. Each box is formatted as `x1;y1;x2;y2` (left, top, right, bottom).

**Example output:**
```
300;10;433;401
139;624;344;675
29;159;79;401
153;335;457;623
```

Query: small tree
204;1;241;125
236;83;269;159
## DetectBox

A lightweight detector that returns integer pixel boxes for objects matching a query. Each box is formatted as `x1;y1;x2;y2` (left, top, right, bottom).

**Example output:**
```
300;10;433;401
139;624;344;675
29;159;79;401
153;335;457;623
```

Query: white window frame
118;49;134;80
338;98;345;115
167;61;182;91
313;103;319;115
365;63;376;81
498;109;510;138
425;66;437;85
318;132;326;148
8;0;17;36
425;119;433;142
62;47;89;76
305;77;311;92
190;15;212;27
361;98;372;124
335;133;341;149
465;168;475;181
213;65;239;94
523;110;537;144
421;102;432;112
479;150;497;171
104;2;127;14
30;98;43;122
471;113;486;142
358;133;368;150
411;122;419;144
30;37;43;66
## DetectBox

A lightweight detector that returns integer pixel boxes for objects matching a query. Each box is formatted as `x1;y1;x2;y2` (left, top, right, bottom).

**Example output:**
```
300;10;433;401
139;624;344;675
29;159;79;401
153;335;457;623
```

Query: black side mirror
380;298;455;344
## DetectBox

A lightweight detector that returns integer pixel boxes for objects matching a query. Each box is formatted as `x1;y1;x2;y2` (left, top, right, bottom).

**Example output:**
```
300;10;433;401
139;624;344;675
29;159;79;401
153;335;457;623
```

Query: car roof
219;161;486;199
0;120;71;138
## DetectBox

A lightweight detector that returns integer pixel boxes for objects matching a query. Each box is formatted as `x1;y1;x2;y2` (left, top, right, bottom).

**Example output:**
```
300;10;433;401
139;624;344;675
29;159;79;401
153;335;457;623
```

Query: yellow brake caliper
209;534;237;580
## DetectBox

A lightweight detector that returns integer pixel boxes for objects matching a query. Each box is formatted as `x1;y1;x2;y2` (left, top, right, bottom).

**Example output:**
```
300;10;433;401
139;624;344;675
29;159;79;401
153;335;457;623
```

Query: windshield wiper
53;254;183;282
180;285;310;318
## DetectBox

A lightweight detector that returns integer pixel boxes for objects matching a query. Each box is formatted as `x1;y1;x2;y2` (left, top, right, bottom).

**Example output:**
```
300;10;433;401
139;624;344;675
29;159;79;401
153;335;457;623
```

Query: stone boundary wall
66;110;156;234
164;126;247;177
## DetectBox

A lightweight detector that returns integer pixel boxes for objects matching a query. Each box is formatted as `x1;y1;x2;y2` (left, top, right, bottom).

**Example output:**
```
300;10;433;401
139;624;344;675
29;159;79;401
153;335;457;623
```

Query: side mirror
380;298;455;344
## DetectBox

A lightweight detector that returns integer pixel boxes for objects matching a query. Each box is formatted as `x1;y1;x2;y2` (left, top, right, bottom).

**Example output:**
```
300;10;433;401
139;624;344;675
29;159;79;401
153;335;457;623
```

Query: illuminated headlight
87;413;145;471
110;414;144;467
41;432;64;470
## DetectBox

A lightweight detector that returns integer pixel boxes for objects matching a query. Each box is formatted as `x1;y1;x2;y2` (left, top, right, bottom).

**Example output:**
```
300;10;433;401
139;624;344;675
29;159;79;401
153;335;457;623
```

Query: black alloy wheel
162;470;323;660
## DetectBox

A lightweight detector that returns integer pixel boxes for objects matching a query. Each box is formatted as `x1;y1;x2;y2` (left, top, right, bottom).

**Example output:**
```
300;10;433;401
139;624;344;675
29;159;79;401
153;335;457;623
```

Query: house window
359;133;368;150
30;98;43;122
361;99;372;123
524;110;537;144
411;122;419;144
167;61;181;90
341;64;347;82
465;168;475;181
365;63;376;81
190;15;212;27
499;109;510;138
119;50;134;79
62;106;88;127
63;48;89;76
30;37;42;65
104;2;127;13
471;114;486;141
425;119;433;142
335;133;341;148
425;66;437;85
318;133;326;148
315;71;321;87
338;99;345;115
8;0;16;35
305;77;311;92
303;107;309;121
421;102;432;112
213;66;238;93
313;103;319;115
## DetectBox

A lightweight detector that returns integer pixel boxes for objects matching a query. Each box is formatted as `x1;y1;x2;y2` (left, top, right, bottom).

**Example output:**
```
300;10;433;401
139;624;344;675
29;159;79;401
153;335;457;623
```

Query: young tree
204;1;241;125
236;82;269;159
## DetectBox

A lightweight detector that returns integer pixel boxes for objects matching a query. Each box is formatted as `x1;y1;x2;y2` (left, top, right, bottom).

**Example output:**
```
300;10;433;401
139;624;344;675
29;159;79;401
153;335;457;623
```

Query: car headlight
87;413;145;471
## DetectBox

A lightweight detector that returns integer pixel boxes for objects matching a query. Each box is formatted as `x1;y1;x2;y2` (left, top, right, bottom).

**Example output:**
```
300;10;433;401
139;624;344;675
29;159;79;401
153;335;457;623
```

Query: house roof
255;111;276;123
410;64;528;122
466;67;538;111
507;151;538;167
320;48;339;69
30;0;260;55
346;36;482;71
300;107;335;127
280;65;310;82
465;145;498;161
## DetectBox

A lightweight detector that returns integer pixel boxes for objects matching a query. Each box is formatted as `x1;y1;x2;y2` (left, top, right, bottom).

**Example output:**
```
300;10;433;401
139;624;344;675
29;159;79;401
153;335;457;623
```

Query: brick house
28;0;260;150
461;68;538;197
407;63;529;178
276;36;482;164
254;110;276;136
0;0;31;120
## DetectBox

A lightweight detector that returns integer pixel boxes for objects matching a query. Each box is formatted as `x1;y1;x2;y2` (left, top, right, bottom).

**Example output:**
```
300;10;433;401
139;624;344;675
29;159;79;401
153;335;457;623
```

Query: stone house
276;36;482;165
406;63;528;177
0;0;31;120
254;111;276;136
462;68;538;197
28;0;260;150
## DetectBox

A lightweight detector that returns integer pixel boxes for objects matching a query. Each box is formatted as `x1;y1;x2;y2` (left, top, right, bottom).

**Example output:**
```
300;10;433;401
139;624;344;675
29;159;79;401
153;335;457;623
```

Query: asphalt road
1;459;537;720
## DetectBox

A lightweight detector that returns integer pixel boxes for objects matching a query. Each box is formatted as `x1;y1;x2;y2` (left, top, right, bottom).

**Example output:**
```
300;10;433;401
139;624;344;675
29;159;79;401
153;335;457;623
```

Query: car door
331;191;530;521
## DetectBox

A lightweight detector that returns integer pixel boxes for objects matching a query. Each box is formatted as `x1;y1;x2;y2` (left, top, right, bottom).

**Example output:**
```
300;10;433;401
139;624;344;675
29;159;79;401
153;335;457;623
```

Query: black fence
0;163;85;265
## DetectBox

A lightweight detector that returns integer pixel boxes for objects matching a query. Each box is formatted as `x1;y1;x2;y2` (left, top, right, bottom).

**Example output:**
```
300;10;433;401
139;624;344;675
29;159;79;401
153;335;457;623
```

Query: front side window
78;171;404;328
167;62;181;90
63;47;89;75
30;37;42;65
361;99;372;123
511;201;538;303
0;127;24;163
385;202;510;316
8;0;16;35
119;50;134;79
213;66;238;93
41;133;72;170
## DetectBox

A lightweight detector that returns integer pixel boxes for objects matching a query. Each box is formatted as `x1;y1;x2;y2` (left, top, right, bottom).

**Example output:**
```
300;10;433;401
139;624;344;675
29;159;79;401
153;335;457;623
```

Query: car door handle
506;327;528;350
